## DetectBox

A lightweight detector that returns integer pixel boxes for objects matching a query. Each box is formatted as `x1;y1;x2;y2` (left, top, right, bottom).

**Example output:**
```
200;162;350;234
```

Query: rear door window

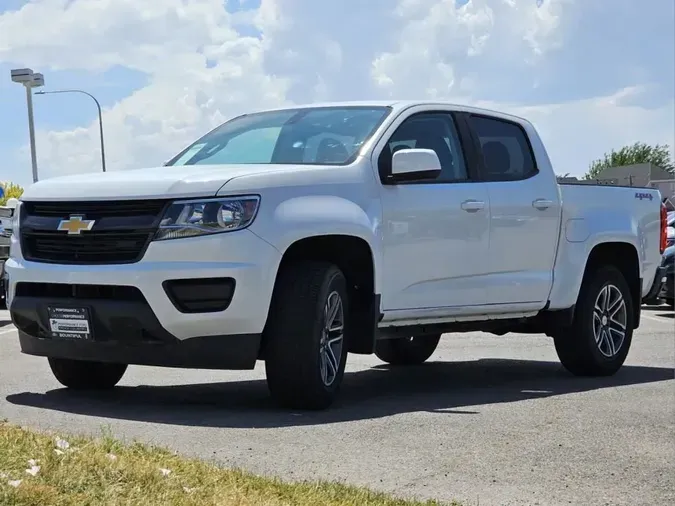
468;115;537;181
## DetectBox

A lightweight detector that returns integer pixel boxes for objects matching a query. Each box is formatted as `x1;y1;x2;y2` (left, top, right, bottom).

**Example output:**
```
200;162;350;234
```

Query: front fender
250;195;383;294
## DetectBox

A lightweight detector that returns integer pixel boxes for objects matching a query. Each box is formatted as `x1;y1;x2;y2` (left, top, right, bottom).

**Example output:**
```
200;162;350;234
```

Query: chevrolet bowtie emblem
57;215;95;235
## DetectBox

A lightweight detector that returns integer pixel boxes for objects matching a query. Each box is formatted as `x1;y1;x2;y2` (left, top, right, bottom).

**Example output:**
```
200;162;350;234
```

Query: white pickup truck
5;101;669;410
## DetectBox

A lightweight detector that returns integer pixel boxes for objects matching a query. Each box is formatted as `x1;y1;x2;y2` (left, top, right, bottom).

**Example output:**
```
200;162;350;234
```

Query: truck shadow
6;359;674;428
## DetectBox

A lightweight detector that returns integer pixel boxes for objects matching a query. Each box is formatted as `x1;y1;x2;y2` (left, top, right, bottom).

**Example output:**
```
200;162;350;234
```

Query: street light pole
25;86;39;183
36;89;106;173
10;68;44;183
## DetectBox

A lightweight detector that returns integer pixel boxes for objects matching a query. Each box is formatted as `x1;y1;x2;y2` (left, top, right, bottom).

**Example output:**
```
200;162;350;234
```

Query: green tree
0;182;24;206
585;142;674;180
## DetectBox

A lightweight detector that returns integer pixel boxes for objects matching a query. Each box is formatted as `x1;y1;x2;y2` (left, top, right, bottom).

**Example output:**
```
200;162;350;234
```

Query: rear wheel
48;358;127;389
554;265;634;376
375;334;441;365
264;261;349;410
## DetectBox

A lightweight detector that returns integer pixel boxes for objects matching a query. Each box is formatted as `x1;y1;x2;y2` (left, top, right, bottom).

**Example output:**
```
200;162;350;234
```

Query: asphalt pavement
0;306;673;506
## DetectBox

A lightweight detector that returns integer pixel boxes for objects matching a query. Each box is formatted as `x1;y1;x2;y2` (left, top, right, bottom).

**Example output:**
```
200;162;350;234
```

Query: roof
239;100;532;126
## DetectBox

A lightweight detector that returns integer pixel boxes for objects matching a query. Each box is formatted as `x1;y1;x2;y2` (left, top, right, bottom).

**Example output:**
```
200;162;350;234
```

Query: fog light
163;277;235;313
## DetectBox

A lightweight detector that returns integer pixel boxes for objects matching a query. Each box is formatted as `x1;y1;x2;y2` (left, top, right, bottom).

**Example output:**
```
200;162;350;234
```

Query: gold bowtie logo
57;215;95;235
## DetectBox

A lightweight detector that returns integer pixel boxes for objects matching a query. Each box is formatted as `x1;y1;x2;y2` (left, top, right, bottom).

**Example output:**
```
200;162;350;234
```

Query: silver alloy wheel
593;283;627;358
319;290;344;387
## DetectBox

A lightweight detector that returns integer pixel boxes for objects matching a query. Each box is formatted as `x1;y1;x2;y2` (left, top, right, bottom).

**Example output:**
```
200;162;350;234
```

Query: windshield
166;106;392;167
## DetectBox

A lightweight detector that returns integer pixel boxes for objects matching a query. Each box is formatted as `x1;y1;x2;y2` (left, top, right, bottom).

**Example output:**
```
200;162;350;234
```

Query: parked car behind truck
5;100;668;409
0;203;16;308
657;245;674;308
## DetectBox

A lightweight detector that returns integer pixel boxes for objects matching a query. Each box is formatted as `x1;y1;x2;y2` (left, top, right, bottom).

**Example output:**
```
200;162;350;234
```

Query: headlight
154;195;260;241
4;201;21;239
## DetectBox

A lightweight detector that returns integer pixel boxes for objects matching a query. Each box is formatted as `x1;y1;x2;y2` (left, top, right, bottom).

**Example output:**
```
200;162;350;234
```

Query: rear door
375;108;491;310
462;113;561;306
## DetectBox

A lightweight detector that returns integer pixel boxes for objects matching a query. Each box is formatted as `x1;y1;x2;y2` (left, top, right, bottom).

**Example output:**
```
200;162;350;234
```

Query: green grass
0;421;459;506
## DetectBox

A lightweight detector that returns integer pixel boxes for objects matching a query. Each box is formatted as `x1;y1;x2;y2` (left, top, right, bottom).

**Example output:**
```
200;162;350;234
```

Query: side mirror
386;148;441;184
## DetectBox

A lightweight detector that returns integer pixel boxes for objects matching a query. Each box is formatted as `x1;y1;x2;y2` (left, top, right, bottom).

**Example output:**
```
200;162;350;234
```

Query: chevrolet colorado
5;101;669;409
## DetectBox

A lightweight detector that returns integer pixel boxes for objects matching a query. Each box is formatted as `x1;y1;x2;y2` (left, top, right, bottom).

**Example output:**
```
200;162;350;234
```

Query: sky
0;0;673;187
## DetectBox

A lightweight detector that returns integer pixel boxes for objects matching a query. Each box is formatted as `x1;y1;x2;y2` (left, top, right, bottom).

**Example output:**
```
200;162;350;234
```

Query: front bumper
6;229;282;341
13;288;262;368
16;324;260;370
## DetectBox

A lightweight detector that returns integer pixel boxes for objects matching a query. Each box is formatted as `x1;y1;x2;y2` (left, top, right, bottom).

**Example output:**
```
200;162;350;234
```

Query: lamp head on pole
10;68;33;84
31;73;45;88
10;68;45;88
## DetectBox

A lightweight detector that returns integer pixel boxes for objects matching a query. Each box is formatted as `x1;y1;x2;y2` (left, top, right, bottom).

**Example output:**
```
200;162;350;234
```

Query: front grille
26;200;166;217
22;231;153;264
20;200;169;265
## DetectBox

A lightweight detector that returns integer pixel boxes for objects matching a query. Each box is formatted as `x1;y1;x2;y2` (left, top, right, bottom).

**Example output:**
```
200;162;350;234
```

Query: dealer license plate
48;306;92;340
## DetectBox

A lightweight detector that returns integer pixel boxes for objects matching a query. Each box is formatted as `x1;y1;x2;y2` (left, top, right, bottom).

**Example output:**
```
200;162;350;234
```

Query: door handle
532;198;553;210
461;200;485;212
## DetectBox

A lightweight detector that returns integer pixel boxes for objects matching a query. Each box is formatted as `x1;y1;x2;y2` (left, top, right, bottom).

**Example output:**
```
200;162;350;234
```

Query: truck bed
551;183;663;306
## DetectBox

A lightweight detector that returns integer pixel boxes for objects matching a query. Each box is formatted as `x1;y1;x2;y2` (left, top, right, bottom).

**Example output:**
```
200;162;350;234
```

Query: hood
21;164;301;201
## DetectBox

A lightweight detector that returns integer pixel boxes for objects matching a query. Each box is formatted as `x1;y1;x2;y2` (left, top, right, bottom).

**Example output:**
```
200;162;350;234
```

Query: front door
377;110;491;310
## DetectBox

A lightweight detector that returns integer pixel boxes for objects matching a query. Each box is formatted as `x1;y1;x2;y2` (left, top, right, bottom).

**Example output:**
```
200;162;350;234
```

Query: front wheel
264;261;349;410
375;334;441;365
48;358;127;389
554;265;634;376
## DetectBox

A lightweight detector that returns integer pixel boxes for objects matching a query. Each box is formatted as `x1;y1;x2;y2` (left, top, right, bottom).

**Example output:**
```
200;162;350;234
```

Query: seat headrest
482;141;510;175
316;138;349;163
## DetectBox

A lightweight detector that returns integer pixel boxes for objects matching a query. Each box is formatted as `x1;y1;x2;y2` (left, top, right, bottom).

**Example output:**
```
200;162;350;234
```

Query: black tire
554;265;634;376
263;261;349;410
48;358;127;389
374;334;441;365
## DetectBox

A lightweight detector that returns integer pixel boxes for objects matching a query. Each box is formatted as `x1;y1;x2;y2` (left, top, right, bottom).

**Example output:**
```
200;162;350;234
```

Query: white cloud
2;0;291;179
0;0;240;73
371;0;572;99
0;0;673;181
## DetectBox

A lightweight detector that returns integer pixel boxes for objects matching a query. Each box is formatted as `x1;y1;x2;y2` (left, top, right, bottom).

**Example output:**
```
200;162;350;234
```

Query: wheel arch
578;241;641;328
263;233;381;356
